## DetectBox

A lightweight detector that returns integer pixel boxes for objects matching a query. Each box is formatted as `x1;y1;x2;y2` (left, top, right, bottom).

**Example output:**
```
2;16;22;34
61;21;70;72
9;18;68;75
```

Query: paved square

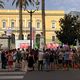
23;70;80;80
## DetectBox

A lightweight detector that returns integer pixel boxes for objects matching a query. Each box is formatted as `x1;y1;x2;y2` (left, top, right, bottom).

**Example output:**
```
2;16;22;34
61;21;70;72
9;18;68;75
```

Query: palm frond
12;0;35;8
12;0;16;5
35;0;40;5
0;0;4;8
0;4;4;8
28;0;34;5
23;0;29;9
16;0;19;8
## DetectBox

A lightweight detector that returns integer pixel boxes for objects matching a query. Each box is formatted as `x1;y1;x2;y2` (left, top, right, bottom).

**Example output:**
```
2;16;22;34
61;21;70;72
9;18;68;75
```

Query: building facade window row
11;34;56;42
0;10;64;44
2;20;56;29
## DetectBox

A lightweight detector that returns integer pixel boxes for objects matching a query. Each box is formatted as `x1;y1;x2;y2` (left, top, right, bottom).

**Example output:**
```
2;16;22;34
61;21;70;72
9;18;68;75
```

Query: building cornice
0;10;64;16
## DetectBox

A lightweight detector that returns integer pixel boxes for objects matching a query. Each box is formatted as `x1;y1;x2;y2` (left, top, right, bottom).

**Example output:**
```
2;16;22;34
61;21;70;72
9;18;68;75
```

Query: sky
4;0;80;12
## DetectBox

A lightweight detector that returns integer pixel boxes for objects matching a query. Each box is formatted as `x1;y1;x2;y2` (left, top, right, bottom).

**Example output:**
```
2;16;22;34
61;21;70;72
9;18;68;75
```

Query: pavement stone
23;70;80;80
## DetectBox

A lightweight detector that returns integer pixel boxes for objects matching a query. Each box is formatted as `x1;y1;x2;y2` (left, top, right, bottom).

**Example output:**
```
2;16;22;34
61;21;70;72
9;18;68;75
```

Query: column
15;34;18;40
25;18;26;27
16;18;19;28
8;18;10;28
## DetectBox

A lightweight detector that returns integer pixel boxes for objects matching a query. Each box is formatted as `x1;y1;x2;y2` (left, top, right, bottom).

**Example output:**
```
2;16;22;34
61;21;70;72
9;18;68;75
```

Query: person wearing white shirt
38;50;44;71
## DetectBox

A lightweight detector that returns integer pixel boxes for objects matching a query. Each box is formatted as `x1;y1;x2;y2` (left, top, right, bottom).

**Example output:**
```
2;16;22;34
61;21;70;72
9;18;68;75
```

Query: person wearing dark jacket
28;53;34;71
1;51;7;69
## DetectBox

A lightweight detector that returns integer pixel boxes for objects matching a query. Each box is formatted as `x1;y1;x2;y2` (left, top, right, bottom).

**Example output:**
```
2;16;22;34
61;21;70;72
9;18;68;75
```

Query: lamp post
6;28;12;50
8;36;11;50
26;0;40;52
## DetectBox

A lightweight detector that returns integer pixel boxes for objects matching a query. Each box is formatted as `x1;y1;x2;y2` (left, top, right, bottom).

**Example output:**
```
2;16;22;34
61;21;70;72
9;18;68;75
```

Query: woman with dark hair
1;51;7;69
27;51;34;71
7;50;13;70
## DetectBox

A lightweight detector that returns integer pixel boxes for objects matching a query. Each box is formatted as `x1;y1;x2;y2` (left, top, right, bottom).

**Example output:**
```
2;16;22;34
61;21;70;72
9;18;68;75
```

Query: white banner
15;40;33;49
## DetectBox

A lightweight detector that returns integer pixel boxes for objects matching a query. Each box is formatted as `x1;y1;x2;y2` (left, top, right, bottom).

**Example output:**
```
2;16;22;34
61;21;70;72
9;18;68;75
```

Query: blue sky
4;0;80;12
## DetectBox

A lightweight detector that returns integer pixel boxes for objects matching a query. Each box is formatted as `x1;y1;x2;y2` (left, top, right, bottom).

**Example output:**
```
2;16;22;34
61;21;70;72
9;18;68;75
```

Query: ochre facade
0;10;64;44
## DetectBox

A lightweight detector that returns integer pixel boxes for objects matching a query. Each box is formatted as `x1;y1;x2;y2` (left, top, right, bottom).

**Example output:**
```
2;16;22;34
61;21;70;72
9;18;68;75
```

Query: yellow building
0;10;64;44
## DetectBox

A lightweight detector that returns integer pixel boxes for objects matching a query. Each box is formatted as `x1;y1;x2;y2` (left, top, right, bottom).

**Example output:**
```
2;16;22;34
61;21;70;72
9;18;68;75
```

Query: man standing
1;51;7;69
0;50;1;68
38;50;44;71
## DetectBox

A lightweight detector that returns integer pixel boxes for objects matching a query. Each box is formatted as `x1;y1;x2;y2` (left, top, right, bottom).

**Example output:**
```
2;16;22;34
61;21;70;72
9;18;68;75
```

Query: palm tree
42;0;46;48
12;0;34;40
0;0;4;8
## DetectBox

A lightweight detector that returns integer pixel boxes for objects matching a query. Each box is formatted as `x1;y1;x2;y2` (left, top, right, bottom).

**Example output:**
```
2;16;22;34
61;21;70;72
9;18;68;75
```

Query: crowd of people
0;46;80;71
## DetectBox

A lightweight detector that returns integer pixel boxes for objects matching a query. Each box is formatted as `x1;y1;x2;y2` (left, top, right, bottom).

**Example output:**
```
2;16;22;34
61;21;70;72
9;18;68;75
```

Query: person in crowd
76;48;80;69
68;49;74;69
24;49;29;71
49;49;54;70
73;49;78;70
16;48;22;63
34;49;38;63
15;48;22;70
54;49;59;70
25;49;29;61
44;49;50;71
7;50;13;70
21;48;26;71
38;49;44;71
1;51;7;69
63;49;69;70
58;49;64;70
27;51;34;71
0;50;1;62
13;49;17;69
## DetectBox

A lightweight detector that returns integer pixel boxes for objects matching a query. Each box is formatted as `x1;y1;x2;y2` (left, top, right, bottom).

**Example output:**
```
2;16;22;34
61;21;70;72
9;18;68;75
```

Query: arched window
27;34;30;40
52;36;55;41
37;22;40;28
22;34;24;40
11;20;15;28
2;20;6;28
36;20;41;28
18;34;24;40
51;20;56;28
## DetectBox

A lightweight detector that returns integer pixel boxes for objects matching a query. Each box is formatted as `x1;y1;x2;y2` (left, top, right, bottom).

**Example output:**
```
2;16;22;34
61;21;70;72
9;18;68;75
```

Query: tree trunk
19;0;23;40
42;0;46;48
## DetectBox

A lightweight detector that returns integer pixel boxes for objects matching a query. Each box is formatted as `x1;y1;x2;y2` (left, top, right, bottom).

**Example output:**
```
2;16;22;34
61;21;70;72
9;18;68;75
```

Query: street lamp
6;28;12;50
25;0;40;52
